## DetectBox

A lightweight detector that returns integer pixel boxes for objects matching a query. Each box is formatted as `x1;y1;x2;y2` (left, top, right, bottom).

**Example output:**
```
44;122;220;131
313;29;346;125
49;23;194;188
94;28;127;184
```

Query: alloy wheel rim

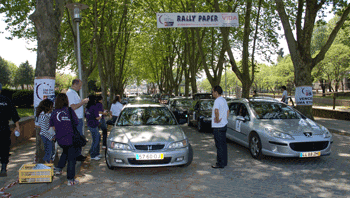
251;137;260;156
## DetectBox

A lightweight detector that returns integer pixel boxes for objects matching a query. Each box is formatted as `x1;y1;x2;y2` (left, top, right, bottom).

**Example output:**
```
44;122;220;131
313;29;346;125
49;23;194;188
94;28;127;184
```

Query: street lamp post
66;3;88;134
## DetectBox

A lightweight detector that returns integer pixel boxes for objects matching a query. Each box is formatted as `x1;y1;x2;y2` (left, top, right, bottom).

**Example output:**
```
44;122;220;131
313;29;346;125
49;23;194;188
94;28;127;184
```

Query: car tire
197;119;203;132
105;150;115;170
187;115;192;127
180;144;193;167
249;133;263;159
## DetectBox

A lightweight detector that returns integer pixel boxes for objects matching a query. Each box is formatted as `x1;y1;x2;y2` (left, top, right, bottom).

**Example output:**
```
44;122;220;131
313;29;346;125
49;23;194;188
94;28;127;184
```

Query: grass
314;95;350;100
17;108;34;118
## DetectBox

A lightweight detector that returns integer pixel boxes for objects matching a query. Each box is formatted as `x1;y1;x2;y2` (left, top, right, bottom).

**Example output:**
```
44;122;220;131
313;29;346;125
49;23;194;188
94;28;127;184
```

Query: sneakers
67;179;79;186
0;169;7;177
91;156;101;161
97;154;103;158
54;167;62;175
102;146;106;149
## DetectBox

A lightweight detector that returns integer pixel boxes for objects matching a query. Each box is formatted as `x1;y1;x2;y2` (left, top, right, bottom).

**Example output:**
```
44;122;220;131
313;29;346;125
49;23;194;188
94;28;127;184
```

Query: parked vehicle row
105;95;333;169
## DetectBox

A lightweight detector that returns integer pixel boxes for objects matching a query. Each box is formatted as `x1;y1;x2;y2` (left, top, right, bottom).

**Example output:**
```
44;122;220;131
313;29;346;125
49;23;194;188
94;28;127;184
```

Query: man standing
281;86;288;104
211;85;229;169
66;79;89;161
0;83;20;176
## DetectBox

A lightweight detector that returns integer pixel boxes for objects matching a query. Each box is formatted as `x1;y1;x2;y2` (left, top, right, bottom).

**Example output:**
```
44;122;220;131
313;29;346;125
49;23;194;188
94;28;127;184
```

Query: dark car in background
187;99;215;132
159;94;173;105
169;98;193;124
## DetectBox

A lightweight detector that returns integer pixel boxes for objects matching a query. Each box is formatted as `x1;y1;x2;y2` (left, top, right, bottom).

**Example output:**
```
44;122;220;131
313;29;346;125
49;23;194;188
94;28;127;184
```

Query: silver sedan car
226;98;333;159
105;104;193;169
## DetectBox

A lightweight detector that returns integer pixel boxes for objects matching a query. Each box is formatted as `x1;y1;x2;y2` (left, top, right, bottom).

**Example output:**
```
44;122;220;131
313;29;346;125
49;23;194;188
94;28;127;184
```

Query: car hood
109;125;186;144
176;107;189;112
258;118;325;136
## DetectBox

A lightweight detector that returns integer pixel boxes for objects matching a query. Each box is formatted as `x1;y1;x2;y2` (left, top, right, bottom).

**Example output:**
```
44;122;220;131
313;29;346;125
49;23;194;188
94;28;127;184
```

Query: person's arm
227;110;229;118
70;98;89;110
214;109;222;123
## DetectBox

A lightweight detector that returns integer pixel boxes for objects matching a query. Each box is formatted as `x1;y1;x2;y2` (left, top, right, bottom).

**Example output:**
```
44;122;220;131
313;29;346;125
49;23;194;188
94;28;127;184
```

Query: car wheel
249;133;263;159
105;149;115;170
180;144;193;167
197;119;203;132
187;115;192;126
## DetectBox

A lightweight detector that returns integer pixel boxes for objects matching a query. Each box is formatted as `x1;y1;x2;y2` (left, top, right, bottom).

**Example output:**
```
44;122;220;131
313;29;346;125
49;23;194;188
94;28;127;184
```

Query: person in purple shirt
49;93;79;186
85;95;102;161
96;95;108;149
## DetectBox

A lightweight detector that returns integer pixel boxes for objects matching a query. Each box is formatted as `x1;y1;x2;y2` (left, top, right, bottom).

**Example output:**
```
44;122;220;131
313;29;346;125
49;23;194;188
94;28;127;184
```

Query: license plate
300;151;321;158
135;153;164;160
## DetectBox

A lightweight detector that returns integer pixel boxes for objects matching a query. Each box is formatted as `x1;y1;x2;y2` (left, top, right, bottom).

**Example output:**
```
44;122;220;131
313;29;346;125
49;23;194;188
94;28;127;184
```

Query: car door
227;102;251;146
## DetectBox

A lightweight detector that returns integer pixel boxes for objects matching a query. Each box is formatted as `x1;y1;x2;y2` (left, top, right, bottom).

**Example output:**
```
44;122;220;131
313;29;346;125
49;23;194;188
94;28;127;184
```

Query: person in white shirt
107;95;123;125
281;86;288;104
66;79;89;161
211;85;229;169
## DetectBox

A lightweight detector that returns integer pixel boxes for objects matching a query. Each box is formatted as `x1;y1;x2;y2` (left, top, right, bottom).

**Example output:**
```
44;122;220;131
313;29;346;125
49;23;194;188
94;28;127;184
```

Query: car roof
124;104;164;108
227;97;280;104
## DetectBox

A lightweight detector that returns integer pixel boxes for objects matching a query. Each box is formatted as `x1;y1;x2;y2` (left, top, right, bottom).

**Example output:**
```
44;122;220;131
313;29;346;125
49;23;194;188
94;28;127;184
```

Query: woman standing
49;93;79;186
85;95;102;160
108;95;123;125
96;95;108;149
36;99;54;163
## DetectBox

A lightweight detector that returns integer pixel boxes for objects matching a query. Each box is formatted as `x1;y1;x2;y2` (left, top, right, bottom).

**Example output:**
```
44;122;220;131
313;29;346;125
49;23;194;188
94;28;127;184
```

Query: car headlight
321;126;331;138
110;142;131;150
168;140;188;149
264;127;294;140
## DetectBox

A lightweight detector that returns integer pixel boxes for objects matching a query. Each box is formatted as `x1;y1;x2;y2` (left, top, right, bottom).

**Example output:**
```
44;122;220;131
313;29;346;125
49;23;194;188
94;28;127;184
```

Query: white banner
34;78;56;107
157;13;239;28
295;86;313;106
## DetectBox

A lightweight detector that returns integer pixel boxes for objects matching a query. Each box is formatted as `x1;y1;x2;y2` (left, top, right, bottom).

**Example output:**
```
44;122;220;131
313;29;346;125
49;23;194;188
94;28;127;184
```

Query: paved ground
1;115;349;198
39;124;350;198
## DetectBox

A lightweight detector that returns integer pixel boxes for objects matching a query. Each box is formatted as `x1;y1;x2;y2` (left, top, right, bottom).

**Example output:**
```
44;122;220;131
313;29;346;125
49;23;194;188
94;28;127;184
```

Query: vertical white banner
295;86;313;105
34;78;56;125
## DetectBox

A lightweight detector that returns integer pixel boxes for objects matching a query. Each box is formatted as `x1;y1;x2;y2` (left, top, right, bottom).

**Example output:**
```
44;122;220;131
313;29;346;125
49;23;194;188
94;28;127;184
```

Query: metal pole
225;64;227;97
76;21;85;135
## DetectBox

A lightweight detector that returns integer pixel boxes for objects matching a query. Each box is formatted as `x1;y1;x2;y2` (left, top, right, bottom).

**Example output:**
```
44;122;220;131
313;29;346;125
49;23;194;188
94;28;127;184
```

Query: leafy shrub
12;90;34;108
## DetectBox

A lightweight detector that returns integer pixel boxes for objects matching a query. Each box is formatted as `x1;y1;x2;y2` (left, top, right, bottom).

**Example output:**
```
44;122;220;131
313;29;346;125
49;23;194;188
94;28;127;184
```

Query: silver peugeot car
105;104;193;169
226;97;333;159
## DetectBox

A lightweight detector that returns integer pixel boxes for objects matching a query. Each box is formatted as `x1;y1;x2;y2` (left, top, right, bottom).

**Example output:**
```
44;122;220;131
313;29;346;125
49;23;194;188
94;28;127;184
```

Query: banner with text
34;78;56;125
157;13;239;28
295;86;313;106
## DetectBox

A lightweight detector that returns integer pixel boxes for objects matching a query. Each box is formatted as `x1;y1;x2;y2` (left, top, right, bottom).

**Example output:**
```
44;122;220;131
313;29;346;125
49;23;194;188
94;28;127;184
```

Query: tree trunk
29;0;65;164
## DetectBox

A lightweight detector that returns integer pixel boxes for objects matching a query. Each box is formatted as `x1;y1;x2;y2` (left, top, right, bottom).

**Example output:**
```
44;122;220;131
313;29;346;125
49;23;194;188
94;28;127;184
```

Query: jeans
76;119;84;156
57;145;77;180
40;135;53;163
88;126;101;158
99;118;108;146
213;125;228;167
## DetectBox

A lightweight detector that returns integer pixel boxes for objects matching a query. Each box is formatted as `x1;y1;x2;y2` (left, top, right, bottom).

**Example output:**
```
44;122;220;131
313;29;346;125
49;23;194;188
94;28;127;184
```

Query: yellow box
19;163;54;183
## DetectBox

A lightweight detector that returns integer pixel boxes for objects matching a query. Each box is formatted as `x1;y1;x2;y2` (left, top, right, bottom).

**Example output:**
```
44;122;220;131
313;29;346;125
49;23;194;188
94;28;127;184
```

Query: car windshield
177;99;192;107
200;100;214;111
250;102;302;119
117;107;177;126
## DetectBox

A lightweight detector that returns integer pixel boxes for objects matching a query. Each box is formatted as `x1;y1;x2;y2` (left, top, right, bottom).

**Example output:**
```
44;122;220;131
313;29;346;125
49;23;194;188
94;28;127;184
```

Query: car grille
128;157;172;165
289;141;329;152
134;144;165;150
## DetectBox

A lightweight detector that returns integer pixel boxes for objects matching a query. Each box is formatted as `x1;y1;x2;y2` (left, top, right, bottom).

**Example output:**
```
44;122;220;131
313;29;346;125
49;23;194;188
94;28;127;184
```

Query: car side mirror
236;116;246;122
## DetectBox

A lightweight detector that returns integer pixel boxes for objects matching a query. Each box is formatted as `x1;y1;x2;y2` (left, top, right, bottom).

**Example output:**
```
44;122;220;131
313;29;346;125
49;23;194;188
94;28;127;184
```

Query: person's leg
57;146;68;169
212;126;227;167
66;146;77;181
100;118;108;147
89;127;100;158
0;133;11;176
41;135;53;163
76;119;83;157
